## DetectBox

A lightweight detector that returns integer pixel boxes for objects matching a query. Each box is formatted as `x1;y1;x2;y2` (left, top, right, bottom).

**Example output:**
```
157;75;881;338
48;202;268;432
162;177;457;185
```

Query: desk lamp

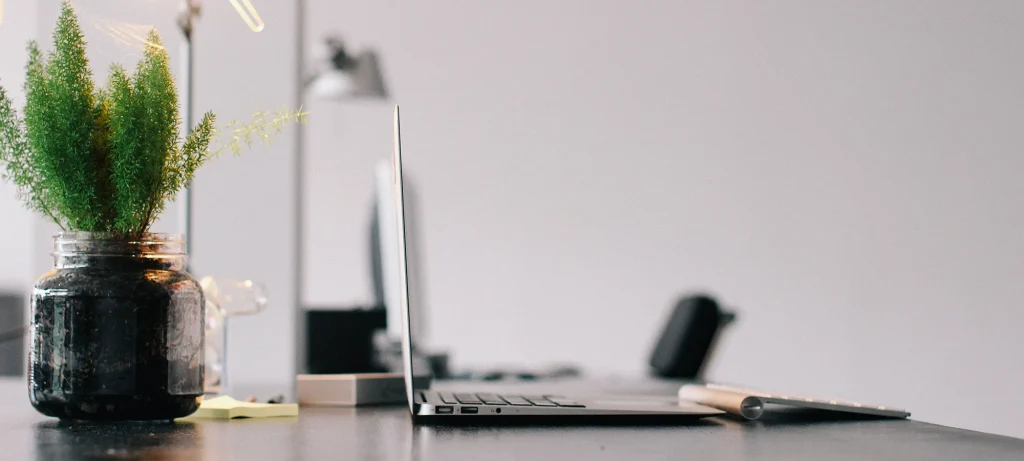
176;1;388;261
306;37;389;99
178;1;390;386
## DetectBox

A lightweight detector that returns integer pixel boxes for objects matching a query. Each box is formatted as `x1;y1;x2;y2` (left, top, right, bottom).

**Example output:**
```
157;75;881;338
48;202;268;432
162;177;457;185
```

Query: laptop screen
392;106;422;413
374;160;428;347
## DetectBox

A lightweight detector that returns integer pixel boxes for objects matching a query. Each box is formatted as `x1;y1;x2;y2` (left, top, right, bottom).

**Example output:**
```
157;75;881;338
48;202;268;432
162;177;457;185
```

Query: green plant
0;2;304;239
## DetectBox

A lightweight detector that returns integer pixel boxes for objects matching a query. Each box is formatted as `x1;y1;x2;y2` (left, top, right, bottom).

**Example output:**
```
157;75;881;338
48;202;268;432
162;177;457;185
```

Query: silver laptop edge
391;105;723;419
393;106;417;415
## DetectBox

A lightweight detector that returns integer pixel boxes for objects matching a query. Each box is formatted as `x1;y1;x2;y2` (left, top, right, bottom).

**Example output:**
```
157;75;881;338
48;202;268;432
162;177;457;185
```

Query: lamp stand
178;0;199;261
292;0;308;390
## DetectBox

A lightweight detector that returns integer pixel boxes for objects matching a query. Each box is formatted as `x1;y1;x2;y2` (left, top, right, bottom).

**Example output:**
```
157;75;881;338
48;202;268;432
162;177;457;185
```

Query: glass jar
200;276;268;395
29;233;205;421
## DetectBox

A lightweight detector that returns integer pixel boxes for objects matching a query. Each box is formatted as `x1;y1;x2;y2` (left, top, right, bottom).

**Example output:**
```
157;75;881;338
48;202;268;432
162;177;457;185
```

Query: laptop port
435;406;453;414
460;407;479;414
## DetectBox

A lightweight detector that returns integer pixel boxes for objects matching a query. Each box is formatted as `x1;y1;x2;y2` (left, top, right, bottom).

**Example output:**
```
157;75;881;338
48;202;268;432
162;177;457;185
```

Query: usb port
460;406;479;414
435;406;453;414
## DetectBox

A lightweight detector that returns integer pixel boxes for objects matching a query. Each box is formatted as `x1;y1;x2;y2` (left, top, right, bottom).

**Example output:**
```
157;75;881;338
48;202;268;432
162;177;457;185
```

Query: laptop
391;106;723;421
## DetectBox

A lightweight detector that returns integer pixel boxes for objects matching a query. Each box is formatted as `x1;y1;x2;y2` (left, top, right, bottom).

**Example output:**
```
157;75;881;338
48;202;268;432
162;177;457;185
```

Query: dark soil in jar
29;256;204;421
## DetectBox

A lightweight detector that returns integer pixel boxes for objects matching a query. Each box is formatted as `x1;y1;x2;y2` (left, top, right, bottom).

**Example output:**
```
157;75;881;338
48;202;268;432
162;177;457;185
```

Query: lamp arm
178;0;200;263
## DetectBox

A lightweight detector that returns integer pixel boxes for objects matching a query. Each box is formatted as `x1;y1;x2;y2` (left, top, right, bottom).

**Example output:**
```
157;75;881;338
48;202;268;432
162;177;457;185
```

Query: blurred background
1;0;1022;438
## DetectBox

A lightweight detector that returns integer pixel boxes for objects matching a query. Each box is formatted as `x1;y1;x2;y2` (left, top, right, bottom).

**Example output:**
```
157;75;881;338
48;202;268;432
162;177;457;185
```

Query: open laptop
391;106;723;421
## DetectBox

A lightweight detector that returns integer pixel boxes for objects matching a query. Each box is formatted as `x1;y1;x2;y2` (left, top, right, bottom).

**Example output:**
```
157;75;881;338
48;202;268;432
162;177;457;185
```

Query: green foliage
0;85;61;225
168;112;216;209
0;2;302;239
24;3;108;231
216;108;309;156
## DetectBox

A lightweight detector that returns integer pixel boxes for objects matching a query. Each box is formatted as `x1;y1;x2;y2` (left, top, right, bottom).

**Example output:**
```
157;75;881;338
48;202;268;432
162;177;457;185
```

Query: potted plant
0;2;303;421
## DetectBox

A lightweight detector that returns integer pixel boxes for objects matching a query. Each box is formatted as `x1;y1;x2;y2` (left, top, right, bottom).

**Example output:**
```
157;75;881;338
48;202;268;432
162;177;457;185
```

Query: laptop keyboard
439;392;585;408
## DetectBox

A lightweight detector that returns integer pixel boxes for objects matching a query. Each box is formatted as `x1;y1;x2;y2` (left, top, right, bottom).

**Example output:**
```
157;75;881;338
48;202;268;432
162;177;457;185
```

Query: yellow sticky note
184;396;298;420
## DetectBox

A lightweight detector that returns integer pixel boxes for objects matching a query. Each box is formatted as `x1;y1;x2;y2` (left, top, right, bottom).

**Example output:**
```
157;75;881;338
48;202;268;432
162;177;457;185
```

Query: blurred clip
229;0;265;32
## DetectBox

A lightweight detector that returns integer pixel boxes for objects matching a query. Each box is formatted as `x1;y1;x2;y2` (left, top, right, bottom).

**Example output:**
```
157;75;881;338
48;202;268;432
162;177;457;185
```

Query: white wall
188;0;299;393
303;0;1024;438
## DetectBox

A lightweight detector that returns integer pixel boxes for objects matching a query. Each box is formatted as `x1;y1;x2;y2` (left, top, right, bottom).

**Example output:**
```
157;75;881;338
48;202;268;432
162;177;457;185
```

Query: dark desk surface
2;378;1021;460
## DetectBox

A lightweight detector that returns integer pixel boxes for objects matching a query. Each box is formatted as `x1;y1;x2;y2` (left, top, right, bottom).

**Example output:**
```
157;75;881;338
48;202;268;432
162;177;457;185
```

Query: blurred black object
0;294;24;376
649;294;736;379
305;308;388;374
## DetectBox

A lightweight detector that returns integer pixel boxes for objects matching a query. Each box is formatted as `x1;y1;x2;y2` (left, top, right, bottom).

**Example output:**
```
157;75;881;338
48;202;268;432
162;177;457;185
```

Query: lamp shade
310;50;388;100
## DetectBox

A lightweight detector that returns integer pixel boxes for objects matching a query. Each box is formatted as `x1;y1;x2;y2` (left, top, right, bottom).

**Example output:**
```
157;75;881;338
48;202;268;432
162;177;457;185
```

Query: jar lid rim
55;232;184;243
52;233;186;257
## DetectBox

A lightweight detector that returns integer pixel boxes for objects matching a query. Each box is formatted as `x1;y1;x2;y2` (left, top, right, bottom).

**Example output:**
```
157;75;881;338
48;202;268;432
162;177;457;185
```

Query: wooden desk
1;378;1020;460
